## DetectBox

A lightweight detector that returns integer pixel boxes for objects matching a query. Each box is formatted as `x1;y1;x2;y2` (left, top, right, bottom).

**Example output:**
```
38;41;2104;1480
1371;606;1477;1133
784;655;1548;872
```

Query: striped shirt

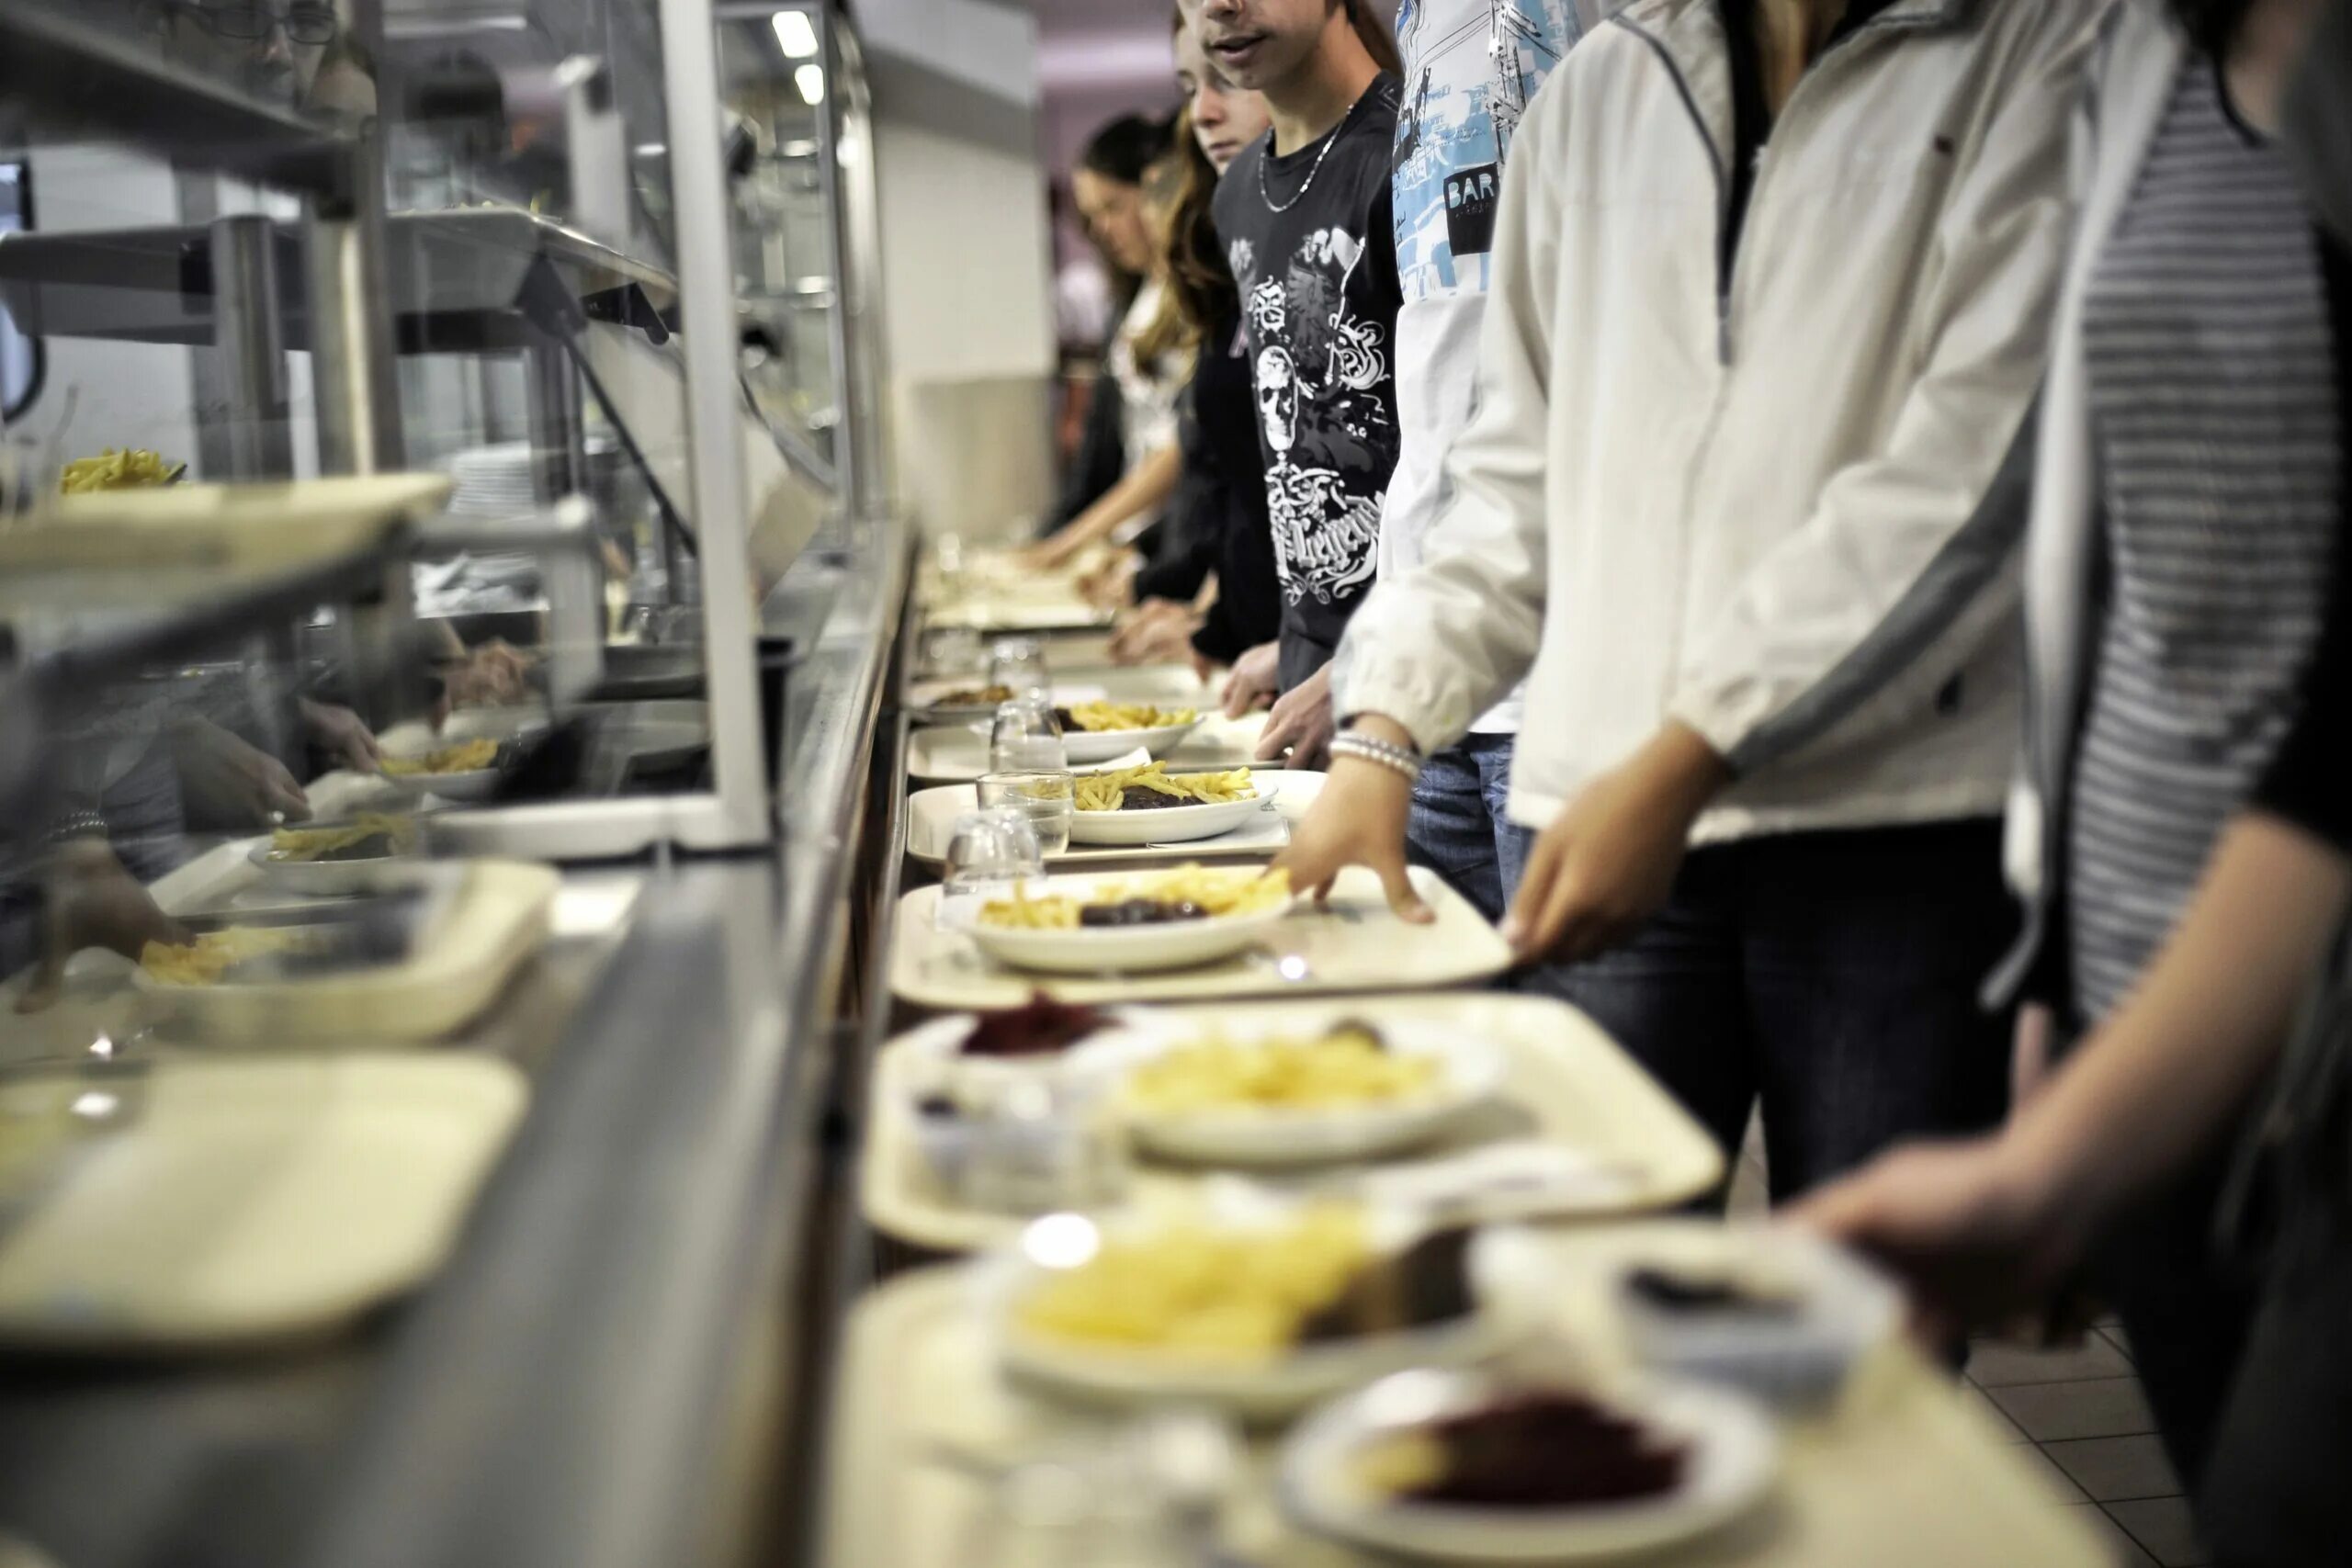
2068;60;2341;1023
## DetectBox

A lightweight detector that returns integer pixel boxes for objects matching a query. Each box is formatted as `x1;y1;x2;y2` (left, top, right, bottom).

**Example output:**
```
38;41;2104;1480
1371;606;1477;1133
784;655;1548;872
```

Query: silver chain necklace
1257;90;1371;214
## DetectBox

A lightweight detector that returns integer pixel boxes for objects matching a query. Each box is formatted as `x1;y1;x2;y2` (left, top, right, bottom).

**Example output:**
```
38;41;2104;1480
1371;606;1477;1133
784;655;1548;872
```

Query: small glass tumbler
979;768;1075;857
990;694;1067;773
989;637;1051;702
942;806;1045;905
925;624;985;679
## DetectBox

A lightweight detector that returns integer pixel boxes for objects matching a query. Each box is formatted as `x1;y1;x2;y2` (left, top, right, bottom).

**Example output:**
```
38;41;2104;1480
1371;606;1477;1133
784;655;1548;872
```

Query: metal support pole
523;335;587;506
209;214;293;479
661;0;769;848
306;0;403;476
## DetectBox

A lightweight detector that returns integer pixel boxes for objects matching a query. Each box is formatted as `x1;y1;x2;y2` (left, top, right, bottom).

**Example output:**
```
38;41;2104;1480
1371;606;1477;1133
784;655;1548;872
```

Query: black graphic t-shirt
1213;75;1405;693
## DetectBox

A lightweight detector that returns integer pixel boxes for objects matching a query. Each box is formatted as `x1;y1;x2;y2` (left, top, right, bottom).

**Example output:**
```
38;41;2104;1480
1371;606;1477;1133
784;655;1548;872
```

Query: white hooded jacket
1334;0;2108;843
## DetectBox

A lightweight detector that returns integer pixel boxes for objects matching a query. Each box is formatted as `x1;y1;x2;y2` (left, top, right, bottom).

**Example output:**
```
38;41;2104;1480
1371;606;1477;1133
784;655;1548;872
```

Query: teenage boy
1380;0;1584;921
1197;0;1405;768
1283;0;2107;1200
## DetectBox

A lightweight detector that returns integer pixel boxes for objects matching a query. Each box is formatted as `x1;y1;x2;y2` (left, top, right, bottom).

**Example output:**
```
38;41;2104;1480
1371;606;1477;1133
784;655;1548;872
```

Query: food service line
803;545;2112;1568
0;523;911;1568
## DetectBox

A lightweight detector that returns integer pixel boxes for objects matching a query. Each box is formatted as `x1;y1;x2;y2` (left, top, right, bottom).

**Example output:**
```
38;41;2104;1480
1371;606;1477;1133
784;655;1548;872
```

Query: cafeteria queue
920;0;2352;1561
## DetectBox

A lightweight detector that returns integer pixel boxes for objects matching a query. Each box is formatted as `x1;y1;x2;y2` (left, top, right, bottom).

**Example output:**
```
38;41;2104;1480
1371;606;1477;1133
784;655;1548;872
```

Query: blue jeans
1407;735;1532;926
1522;819;2014;1204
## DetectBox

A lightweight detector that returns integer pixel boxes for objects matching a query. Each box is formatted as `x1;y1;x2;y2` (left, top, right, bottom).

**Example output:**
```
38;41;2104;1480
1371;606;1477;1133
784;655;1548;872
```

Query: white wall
857;0;1058;540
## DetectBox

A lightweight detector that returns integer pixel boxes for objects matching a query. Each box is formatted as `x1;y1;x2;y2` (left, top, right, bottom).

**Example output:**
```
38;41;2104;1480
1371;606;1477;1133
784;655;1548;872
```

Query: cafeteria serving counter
0;517;915;1568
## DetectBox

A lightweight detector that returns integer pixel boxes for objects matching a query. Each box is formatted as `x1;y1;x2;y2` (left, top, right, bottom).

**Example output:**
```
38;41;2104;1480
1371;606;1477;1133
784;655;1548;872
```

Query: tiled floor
1726;1133;2206;1566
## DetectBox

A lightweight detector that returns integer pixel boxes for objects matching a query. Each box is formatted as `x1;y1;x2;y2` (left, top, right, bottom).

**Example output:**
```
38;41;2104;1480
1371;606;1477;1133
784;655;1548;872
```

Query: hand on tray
1787;1132;2086;1347
1272;736;1431;925
1080;551;1139;610
1257;664;1334;771
1110;599;1204;671
1220;641;1280;717
434;638;537;724
300;698;383;773
16;839;189;1013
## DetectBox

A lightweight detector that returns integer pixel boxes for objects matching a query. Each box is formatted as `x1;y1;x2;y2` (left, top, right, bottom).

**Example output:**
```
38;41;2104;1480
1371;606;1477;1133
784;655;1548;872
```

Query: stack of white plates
446;442;540;517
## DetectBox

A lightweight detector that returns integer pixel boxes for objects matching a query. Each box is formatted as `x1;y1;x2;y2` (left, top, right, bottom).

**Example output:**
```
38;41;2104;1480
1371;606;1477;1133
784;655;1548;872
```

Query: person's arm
1029;443;1183;568
1796;813;2350;1331
1278;77;1566;916
1133;481;1221;605
1323;79;1564;757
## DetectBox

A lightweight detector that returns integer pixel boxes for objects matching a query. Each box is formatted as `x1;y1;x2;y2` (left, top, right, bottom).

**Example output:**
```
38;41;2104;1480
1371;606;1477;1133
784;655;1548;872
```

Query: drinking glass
924;624;984;679
988;637;1051;702
941;806;1044;903
978;769;1075;857
990;694;1066;773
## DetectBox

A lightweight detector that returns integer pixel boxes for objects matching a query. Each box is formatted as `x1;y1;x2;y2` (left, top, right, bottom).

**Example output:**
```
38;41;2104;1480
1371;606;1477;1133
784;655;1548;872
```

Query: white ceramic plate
963;872;1294;976
1086;1019;1508;1168
1061;717;1204;765
1279;1369;1781;1562
1068;788;1267;846
990;1216;1541;1420
907;776;1317;866
244;835;413;896
380;765;502;802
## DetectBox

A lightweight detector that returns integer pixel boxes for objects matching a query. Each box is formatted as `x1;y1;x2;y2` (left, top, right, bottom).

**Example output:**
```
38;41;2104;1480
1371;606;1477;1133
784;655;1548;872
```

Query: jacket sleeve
1664;6;2096;776
1329;79;1562;755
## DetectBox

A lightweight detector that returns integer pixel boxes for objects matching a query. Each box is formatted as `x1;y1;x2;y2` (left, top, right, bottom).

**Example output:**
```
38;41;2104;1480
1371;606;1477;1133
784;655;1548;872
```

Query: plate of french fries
1080;1016;1508;1168
987;1198;1538;1418
1056;702;1204;764
966;864;1294;975
1068;762;1265;846
247;813;419;894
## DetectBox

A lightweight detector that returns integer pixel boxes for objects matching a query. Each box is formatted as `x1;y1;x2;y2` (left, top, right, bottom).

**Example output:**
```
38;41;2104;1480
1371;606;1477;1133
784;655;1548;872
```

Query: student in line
1282;0;2104;1201
1374;0;1585;922
1106;12;1287;674
1032;115;1188;567
1188;0;1406;769
1802;0;2346;1503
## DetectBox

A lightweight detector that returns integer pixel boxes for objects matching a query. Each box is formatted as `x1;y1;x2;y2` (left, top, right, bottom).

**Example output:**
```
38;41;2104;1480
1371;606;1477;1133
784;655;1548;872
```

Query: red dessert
957;993;1112;1057
1405;1393;1688;1507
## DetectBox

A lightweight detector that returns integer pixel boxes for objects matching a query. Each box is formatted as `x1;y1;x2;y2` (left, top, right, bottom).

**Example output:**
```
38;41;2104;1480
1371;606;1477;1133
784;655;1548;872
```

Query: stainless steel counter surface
0;516;916;1568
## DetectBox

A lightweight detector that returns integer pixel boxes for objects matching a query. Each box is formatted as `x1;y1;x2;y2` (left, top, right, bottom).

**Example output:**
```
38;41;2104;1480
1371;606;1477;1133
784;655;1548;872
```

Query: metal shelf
0;209;679;353
0;2;354;197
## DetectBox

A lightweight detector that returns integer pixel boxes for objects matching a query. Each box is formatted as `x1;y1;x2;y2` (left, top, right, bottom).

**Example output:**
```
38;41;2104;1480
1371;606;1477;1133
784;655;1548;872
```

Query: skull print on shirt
1214;89;1405;637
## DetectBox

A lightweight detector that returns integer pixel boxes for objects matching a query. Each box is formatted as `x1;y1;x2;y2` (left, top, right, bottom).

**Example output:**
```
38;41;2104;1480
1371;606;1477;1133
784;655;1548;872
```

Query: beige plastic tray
133;860;558;1043
13;474;451;561
0;1052;525;1353
922;597;1113;634
904;773;1323;871
820;1224;2107;1568
907;664;1212;726
888;865;1510;1010
915;627;1130;680
917;554;1113;634
907;712;1271;784
862;993;1724;1252
1;858;556;1046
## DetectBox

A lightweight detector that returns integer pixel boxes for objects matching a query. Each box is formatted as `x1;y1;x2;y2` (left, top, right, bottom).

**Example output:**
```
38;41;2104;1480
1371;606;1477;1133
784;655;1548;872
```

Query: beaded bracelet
1329;729;1422;783
42;808;107;849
